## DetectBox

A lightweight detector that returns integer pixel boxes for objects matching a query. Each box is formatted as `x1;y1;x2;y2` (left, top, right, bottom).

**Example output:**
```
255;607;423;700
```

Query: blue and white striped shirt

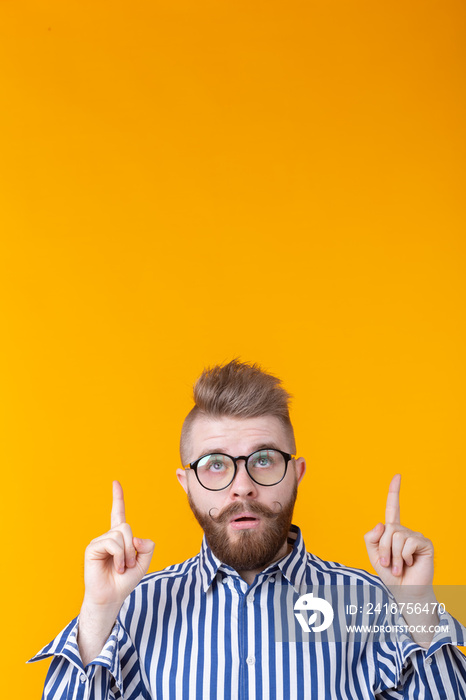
30;526;466;699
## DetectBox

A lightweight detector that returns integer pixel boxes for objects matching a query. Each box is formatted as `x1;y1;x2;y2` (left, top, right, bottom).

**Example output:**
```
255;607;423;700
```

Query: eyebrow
195;443;283;460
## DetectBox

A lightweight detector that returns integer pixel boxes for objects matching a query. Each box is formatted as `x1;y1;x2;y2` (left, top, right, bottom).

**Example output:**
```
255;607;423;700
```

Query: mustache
209;500;283;524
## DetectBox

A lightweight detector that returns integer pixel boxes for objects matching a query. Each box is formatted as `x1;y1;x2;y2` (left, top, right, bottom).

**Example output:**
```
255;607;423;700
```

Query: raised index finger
111;480;126;528
385;473;401;524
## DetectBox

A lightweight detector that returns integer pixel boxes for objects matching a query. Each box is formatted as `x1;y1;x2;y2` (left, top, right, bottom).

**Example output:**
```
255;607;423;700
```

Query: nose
229;460;258;499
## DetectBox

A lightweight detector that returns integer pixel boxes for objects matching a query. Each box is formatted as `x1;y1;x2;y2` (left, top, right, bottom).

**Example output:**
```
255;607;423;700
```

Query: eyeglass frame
183;447;296;491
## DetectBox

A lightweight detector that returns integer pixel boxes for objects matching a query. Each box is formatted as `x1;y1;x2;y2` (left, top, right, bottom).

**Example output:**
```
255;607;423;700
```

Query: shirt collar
198;523;308;593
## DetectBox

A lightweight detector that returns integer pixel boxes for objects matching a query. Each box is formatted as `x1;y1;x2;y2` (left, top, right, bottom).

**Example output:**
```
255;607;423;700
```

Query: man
31;360;466;698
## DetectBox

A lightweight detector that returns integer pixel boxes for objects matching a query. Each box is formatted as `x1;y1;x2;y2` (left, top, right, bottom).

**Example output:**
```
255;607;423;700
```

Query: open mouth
230;514;260;529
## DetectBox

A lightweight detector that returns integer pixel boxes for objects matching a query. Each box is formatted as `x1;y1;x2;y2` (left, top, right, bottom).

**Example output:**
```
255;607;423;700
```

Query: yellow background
1;1;465;696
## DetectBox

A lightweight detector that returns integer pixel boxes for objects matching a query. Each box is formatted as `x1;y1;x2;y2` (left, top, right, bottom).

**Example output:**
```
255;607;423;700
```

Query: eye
258;457;270;466
197;454;230;473
210;460;225;472
251;450;276;468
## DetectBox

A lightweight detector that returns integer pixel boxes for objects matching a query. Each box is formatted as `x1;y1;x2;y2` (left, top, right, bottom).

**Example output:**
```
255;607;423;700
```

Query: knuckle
120;522;134;539
107;531;124;547
86;535;105;551
89;532;106;545
384;523;394;536
379;537;390;551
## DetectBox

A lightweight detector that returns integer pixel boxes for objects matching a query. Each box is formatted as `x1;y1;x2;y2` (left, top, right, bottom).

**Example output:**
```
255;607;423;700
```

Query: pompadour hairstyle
180;359;296;464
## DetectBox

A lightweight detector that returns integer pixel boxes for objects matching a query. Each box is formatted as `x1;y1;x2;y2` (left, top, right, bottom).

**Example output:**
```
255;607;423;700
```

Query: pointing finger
385;474;401;525
111;480;126;529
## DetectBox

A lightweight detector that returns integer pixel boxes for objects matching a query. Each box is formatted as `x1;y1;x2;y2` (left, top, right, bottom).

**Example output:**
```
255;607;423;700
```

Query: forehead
189;415;290;459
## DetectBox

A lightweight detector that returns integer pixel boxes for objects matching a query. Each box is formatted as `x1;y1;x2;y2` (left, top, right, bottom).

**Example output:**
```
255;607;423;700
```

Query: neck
236;540;292;585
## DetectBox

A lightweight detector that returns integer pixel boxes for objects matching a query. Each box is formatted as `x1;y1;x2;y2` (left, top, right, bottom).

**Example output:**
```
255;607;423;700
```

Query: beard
188;480;298;572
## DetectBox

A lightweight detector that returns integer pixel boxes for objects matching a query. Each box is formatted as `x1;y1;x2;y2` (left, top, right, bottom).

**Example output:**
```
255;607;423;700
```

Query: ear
176;468;189;494
294;457;306;485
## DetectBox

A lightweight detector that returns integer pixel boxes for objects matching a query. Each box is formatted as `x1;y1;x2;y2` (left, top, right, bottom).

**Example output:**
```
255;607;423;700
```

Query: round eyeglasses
184;448;295;491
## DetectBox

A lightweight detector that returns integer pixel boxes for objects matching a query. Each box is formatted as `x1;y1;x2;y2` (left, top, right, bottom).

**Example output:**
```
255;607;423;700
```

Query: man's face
177;415;306;572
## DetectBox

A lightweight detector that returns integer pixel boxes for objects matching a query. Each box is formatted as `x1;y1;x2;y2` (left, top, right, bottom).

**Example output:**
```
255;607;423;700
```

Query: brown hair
180;359;296;463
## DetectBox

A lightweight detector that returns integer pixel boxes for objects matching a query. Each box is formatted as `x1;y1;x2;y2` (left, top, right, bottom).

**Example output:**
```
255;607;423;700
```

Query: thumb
364;522;385;562
133;537;155;572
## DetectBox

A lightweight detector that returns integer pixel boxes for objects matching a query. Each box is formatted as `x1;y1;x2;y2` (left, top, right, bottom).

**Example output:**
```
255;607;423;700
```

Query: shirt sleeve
373;609;466;699
27;615;145;700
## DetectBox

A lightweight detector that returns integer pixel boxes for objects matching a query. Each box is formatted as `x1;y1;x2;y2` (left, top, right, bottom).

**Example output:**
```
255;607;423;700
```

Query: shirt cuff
27;615;123;694
426;611;466;658
391;608;466;666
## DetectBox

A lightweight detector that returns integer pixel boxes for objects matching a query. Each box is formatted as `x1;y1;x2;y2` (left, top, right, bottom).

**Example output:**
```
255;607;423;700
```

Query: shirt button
269;577;275;583
426;657;433;665
246;656;255;665
79;674;87;683
247;594;254;604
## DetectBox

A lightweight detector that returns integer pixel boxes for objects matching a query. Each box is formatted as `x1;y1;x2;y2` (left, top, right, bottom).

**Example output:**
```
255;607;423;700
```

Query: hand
364;474;434;589
364;475;439;648
82;480;155;610
78;481;154;666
